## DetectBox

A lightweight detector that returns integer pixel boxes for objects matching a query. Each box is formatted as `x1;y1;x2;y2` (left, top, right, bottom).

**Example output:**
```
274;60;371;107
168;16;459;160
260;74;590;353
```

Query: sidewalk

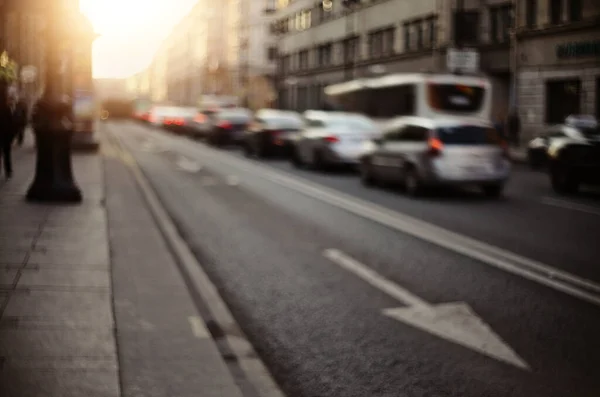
0;134;245;396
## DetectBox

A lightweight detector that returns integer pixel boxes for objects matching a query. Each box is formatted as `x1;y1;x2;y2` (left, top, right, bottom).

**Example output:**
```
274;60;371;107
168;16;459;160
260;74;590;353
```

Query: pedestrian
506;110;521;147
15;94;29;147
0;87;20;179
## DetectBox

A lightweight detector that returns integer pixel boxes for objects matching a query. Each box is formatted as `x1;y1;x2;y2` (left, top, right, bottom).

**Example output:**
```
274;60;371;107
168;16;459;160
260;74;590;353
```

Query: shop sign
556;40;600;59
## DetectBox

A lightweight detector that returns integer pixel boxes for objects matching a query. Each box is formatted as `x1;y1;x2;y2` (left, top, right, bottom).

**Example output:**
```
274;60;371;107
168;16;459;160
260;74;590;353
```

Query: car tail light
323;135;339;144
165;119;172;125
427;137;443;157
174;118;185;126
217;121;232;129
194;114;206;123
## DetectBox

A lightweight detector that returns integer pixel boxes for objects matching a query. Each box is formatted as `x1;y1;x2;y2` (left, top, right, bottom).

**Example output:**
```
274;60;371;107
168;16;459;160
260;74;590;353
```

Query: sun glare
80;0;163;36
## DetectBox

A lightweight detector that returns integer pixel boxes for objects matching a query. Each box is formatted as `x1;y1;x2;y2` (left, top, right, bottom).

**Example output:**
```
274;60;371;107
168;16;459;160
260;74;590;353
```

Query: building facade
516;0;600;140
271;0;515;118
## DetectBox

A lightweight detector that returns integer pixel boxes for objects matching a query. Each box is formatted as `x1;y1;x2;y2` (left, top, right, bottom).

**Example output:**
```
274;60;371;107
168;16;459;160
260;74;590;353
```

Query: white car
359;116;511;197
290;111;381;170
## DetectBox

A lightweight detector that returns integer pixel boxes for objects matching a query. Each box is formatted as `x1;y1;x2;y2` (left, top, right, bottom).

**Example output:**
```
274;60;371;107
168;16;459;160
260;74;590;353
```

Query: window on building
299;50;309;70
382;28;395;55
343;36;359;63
545;79;581;124
425;17;437;48
568;0;582;22
268;47;278;61
490;4;513;43
403;23;411;52
369;31;382;58
317;44;332;66
525;0;537;28
549;0;562;24
415;21;423;49
454;11;480;45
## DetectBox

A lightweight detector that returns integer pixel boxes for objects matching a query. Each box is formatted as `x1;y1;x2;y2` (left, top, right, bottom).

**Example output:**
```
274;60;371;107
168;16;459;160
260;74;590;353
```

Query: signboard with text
446;48;479;74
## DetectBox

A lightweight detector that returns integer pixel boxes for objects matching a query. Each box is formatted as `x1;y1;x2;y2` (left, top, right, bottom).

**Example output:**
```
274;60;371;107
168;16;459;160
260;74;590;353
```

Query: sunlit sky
80;0;198;79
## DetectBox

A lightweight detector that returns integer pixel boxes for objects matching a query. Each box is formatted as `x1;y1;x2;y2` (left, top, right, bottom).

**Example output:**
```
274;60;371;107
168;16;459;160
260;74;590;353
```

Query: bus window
372;84;415;118
427;83;485;113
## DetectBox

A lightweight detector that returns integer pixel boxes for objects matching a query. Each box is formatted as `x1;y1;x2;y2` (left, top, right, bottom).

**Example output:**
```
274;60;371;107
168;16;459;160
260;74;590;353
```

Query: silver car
290;111;380;170
359;117;511;197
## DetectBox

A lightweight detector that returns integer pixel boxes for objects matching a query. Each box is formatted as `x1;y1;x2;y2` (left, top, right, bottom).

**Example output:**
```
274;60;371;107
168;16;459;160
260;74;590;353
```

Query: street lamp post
26;0;82;203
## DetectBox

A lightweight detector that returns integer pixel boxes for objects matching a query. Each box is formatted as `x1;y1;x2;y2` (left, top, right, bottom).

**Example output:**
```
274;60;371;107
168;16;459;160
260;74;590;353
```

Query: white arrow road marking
323;248;530;370
226;176;240;186
176;155;202;173
540;197;600;217
188;316;211;339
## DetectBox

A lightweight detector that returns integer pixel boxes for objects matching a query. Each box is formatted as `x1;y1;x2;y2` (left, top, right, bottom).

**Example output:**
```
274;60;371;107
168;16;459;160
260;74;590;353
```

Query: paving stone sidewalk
0;143;119;396
1;134;245;396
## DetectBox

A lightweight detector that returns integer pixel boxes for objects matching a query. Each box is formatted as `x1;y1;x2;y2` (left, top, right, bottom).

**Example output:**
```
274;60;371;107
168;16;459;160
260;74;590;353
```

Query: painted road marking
188;316;211;339
541;197;600;217
184;143;600;308
122;123;600;308
324;249;529;370
176;155;202;173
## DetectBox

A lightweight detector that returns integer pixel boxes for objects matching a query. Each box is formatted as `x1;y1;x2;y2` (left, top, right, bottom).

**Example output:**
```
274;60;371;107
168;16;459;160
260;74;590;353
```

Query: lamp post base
26;129;82;204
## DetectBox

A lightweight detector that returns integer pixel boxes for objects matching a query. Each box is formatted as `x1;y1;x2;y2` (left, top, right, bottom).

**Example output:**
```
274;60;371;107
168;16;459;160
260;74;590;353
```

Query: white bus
324;73;492;124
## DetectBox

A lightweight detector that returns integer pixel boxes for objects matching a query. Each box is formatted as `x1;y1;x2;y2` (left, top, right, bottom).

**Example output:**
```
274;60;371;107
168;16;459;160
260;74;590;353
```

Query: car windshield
265;115;304;129
436;125;500;145
219;109;251;122
327;117;376;131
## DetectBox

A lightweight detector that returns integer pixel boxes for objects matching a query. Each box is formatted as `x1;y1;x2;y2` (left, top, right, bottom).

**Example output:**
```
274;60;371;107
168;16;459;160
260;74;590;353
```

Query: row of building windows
525;0;583;28
279;18;438;72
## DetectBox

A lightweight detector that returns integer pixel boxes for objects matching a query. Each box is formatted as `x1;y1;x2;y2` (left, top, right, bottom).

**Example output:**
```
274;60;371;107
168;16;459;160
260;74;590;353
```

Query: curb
107;126;286;397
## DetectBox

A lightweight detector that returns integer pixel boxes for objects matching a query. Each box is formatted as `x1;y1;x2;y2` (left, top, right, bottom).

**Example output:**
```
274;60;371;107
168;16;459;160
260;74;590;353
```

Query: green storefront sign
556;40;600;59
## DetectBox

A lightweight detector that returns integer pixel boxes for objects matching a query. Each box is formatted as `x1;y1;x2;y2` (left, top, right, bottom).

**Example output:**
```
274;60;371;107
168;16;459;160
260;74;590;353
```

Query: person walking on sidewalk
14;94;29;147
506;109;521;148
0;88;20;179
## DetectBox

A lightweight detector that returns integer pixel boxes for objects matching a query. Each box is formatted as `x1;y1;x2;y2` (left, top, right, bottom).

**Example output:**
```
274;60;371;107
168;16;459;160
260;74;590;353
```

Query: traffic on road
101;78;600;396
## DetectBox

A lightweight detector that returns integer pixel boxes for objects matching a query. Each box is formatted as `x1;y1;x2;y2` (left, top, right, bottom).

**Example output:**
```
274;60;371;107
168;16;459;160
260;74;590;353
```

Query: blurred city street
103;120;600;397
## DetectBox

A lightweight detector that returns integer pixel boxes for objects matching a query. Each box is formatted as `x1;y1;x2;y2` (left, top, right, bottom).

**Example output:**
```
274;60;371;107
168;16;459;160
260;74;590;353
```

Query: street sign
446;48;479;73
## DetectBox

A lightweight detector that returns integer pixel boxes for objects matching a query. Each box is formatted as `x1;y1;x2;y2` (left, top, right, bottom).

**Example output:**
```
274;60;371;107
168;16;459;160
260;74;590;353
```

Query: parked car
148;106;177;128
289;111;380;170
162;107;198;135
187;109;217;139
205;108;252;147
243;109;305;158
547;117;600;194
527;124;588;169
359;117;511;197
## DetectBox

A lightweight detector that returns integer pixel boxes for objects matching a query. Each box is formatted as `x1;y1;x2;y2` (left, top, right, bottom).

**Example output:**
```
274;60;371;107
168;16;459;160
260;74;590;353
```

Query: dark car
527;124;586;169
206;108;252;147
547;119;600;194
243;109;305;158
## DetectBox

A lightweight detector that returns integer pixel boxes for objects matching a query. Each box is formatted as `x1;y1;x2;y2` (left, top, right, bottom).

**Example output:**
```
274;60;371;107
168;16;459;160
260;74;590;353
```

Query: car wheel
312;150;327;171
481;184;504;198
360;160;375;186
243;141;253;157
528;150;544;170
404;168;423;197
291;147;304;168
550;164;579;194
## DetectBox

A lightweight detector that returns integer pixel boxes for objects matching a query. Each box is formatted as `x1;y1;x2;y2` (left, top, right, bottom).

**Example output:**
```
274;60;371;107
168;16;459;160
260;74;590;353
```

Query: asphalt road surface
106;120;600;397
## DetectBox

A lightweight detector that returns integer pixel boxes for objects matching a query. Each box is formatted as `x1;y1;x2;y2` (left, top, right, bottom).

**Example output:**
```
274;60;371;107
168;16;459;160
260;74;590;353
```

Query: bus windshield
427;83;486;113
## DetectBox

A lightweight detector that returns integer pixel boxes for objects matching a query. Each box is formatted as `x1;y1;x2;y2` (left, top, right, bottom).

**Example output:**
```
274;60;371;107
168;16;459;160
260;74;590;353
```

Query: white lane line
324;249;530;370
541;197;600;217
181;144;600;308
324;249;429;308
188;316;211;339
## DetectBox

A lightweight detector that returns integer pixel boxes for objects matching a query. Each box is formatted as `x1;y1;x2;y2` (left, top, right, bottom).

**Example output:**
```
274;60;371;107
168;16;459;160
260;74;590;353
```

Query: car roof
303;110;366;119
257;109;301;117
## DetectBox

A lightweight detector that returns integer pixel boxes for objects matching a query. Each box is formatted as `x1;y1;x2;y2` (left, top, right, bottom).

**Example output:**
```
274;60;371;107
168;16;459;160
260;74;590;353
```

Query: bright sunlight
80;0;197;78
